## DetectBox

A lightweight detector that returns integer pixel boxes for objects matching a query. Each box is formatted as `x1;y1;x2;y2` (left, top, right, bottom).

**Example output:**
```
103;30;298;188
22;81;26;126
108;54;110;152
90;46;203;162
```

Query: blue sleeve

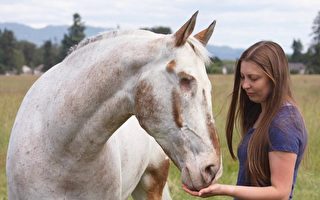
268;125;300;155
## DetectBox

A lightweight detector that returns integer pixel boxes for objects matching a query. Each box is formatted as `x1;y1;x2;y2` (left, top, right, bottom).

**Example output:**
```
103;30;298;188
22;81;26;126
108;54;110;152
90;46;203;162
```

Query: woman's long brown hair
226;41;295;186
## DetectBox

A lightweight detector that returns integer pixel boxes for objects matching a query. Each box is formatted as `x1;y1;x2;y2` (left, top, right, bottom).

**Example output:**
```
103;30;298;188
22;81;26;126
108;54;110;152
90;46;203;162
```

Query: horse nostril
204;165;216;182
205;165;215;174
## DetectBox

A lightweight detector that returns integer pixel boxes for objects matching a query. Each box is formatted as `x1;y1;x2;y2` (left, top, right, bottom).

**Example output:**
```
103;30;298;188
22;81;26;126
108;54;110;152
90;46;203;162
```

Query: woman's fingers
182;184;200;196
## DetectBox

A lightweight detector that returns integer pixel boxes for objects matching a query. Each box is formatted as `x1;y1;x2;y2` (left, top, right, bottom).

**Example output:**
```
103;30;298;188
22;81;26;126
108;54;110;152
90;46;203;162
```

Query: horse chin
181;170;197;191
181;167;209;191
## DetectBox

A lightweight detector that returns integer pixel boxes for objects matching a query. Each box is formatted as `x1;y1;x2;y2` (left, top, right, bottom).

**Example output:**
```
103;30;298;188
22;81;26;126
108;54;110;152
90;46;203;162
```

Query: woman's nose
242;79;250;89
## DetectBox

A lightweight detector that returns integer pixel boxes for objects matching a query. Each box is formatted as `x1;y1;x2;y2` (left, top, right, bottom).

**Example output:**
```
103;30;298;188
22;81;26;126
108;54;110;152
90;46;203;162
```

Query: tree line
0;13;176;75
0;13;86;74
287;11;320;73
1;12;320;74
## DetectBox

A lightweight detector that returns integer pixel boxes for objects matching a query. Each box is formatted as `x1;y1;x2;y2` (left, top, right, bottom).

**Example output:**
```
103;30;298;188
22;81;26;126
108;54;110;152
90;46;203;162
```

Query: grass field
0;75;319;199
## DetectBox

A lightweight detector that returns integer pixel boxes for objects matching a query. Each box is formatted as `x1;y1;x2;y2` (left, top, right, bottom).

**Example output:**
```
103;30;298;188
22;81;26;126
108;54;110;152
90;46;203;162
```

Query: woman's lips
246;92;255;96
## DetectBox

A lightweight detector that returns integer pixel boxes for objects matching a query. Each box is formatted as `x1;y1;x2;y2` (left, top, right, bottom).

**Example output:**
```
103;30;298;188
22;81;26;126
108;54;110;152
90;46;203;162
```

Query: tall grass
0;75;319;199
0;75;39;199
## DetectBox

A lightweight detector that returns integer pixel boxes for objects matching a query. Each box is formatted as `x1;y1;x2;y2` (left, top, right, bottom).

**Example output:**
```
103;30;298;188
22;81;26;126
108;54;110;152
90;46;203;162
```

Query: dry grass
0;75;39;199
1;75;319;199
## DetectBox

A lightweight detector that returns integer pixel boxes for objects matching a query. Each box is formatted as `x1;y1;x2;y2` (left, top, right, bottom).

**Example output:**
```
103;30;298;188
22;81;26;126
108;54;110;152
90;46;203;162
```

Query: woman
183;41;307;199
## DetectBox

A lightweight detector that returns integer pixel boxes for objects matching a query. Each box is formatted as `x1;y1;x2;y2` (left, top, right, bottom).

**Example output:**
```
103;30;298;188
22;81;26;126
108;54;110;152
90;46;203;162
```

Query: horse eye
180;76;196;92
180;78;191;91
180;77;191;84
178;72;196;92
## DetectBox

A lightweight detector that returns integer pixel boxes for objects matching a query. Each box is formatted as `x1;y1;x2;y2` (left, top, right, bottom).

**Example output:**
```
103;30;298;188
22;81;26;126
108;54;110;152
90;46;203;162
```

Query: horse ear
174;11;198;47
194;20;216;46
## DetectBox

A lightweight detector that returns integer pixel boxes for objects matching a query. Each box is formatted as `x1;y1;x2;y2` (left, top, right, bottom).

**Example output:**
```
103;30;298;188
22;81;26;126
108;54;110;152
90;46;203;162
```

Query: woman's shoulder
268;103;307;153
272;103;303;128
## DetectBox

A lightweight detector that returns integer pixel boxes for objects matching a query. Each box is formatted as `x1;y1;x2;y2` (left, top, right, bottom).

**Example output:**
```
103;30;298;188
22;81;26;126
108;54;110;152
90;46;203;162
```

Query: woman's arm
183;151;297;200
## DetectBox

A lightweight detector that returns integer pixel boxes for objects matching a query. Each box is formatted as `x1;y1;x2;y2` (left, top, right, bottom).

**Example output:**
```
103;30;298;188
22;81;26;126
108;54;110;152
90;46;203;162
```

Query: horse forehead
174;49;206;71
175;47;198;62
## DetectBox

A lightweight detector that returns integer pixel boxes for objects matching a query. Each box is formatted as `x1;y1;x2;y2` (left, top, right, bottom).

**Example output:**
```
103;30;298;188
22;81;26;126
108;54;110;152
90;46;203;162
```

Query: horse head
134;11;222;191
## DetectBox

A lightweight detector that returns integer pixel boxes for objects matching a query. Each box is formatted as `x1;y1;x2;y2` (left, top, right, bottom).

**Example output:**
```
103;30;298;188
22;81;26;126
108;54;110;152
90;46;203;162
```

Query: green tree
0;29;17;72
312;11;320;44
206;56;223;74
42;40;59;72
17;40;37;67
0;30;4;73
307;11;320;73
59;13;86;61
13;49;26;74
290;39;303;62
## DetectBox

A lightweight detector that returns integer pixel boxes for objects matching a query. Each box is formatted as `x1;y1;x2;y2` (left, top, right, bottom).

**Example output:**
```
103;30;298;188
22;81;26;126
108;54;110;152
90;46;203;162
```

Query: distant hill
0;22;109;45
207;45;243;60
0;22;243;60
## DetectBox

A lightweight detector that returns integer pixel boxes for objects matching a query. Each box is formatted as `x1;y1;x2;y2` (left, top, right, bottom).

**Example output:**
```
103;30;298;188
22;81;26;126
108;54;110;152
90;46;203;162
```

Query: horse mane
68;30;122;54
68;29;157;55
68;29;211;65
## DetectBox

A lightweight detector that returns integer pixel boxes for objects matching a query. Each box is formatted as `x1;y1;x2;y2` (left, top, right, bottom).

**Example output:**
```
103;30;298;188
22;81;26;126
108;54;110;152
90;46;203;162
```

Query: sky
1;0;320;53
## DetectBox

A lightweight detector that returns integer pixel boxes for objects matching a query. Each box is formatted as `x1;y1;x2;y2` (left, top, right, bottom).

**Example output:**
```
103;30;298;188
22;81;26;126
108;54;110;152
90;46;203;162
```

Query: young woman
183;41;308;200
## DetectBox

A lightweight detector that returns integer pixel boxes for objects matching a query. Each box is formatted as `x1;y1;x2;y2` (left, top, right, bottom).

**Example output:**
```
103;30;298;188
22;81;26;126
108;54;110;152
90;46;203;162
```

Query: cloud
1;0;319;52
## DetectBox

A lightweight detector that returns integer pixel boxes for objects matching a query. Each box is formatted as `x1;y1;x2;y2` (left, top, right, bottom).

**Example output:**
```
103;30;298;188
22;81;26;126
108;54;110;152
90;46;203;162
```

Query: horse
107;116;171;200
6;11;222;199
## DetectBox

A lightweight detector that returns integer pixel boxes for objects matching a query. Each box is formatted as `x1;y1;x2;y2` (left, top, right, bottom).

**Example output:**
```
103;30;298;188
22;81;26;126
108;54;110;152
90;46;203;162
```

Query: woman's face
240;61;272;104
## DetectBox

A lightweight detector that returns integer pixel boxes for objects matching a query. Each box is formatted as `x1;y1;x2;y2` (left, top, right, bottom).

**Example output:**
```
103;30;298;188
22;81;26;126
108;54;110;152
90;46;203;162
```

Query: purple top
236;104;307;200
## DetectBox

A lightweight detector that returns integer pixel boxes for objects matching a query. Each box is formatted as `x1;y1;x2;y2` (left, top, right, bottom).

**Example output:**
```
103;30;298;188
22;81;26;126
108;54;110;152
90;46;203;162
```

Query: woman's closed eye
248;75;260;81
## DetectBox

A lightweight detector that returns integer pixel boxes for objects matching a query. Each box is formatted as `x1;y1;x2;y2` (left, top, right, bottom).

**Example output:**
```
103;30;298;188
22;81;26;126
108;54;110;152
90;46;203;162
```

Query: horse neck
52;36;163;160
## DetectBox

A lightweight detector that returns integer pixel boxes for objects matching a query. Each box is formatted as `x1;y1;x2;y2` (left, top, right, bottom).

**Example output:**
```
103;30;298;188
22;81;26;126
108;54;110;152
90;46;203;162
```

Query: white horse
7;11;222;199
108;116;171;200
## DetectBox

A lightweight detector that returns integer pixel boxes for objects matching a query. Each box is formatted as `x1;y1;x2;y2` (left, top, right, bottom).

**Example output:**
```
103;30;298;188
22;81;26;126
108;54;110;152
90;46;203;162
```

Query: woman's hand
182;183;224;198
182;184;200;197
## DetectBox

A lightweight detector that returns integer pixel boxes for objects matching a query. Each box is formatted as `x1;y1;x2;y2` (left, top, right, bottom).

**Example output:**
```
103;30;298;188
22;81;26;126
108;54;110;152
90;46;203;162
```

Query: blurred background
1;1;320;199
